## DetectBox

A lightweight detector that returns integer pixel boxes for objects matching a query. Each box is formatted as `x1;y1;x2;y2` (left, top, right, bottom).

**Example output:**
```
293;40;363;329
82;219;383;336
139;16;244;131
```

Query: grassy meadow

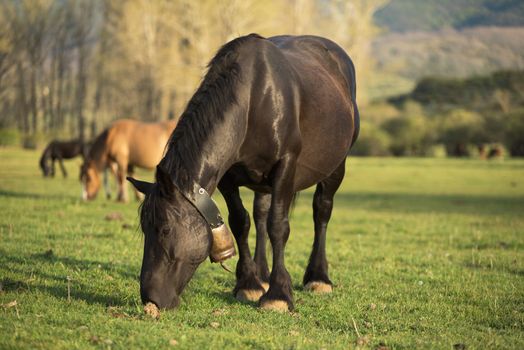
0;147;523;349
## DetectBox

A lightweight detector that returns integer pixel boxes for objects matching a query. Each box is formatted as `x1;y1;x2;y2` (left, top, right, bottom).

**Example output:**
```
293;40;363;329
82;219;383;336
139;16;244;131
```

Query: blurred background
0;0;523;157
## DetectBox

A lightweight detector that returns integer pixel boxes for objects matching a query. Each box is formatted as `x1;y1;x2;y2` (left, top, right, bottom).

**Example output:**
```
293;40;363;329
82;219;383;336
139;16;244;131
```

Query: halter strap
183;184;224;229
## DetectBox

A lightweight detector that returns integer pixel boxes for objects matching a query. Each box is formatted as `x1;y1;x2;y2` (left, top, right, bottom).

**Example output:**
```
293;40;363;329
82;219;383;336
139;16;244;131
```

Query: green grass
1;148;523;349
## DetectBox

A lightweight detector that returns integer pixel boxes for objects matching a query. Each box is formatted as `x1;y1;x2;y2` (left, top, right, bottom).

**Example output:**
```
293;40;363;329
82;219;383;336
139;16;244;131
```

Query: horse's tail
343;54;360;148
325;40;360;148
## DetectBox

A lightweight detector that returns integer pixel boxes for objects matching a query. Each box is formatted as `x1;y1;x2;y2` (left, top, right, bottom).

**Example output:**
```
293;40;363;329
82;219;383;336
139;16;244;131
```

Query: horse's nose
81;187;88;201
140;281;179;310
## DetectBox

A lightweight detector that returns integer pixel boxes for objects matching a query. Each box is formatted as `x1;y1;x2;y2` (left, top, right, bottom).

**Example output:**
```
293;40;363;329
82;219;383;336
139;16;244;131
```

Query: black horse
40;139;88;178
128;34;359;312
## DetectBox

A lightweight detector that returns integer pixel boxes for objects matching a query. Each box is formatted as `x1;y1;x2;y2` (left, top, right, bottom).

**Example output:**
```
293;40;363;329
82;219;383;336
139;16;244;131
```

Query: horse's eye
161;226;171;236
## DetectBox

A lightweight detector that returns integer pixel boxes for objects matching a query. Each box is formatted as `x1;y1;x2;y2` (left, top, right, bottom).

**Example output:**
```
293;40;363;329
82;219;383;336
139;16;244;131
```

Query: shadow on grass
0;189;77;201
463;262;524;276
325;191;524;215
0;249;138;307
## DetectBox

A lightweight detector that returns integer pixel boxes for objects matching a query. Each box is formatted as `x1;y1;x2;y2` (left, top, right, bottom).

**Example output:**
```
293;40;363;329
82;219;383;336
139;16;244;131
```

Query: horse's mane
158;33;264;193
86;128;109;169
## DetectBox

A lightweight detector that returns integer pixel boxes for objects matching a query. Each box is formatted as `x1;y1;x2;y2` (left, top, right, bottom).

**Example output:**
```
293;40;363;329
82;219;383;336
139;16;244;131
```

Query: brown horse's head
128;166;212;310
80;161;101;200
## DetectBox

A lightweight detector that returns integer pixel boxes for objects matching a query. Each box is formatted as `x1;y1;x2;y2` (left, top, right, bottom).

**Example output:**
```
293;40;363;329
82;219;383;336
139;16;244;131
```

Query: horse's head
80;161;100;200
40;160;51;177
128;166;212;310
39;150;52;177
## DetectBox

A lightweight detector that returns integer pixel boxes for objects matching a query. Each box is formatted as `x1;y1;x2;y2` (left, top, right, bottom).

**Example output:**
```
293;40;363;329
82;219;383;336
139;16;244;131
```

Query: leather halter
184;184;224;229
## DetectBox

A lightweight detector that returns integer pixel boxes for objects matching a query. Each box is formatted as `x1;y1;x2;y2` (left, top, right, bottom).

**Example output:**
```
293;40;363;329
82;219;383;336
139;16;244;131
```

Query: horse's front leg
218;182;266;303
259;154;297;312
253;191;271;291
58;157;67;178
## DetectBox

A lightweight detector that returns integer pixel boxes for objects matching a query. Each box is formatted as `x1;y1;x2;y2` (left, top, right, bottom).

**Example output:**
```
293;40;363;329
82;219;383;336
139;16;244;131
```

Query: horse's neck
167;108;246;196
89;145;109;172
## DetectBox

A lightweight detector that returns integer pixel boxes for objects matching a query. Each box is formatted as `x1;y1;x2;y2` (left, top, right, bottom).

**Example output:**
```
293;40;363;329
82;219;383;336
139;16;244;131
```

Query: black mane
158;33;264;193
87;129;109;167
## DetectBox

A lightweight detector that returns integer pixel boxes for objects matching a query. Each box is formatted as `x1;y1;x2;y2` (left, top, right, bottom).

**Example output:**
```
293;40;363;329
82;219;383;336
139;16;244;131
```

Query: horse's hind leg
253;191;271;291
115;160;129;203
218;181;266;303
303;159;346;294
103;162;118;199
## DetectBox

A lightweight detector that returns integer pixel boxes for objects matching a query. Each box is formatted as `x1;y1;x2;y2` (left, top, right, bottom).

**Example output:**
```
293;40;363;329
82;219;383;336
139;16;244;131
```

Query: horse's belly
128;138;167;169
293;150;347;191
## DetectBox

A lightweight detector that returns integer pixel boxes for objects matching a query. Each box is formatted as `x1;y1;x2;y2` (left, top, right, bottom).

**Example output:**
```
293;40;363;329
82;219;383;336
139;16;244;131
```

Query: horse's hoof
259;299;290;312
235;289;265;302
304;281;333;294
261;282;269;292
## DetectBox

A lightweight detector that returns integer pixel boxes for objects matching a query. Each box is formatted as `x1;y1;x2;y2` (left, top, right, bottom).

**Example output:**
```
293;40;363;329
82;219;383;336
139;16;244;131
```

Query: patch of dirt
122;223;134;230
105;212;123;221
2;300;17;308
211;308;228;316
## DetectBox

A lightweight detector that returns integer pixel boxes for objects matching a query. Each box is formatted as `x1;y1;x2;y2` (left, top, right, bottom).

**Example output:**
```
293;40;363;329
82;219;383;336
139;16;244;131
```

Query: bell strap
183;183;224;229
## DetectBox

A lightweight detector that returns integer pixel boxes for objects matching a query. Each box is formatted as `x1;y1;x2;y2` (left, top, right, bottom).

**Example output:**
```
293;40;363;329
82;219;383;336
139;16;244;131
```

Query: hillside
374;0;524;32
388;70;524;109
371;26;524;98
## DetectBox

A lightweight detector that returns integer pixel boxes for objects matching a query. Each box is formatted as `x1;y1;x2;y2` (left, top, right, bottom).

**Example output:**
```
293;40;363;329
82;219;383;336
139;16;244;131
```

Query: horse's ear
155;165;175;196
127;177;154;195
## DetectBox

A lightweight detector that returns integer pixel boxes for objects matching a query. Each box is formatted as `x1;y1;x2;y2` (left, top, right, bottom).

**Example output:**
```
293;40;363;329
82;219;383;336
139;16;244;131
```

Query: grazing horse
81;119;177;202
39;139;88;178
128;34;359;312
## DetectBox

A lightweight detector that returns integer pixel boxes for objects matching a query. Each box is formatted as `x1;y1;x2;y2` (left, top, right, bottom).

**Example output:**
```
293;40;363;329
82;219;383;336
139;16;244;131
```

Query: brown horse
80;118;177;202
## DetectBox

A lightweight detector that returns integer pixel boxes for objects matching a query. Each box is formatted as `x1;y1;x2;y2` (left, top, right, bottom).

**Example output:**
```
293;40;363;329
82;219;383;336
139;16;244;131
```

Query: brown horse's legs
253;191;271;288
259;154;297;312
116;161;128;203
219;184;266;302
103;162;118;200
303;160;346;293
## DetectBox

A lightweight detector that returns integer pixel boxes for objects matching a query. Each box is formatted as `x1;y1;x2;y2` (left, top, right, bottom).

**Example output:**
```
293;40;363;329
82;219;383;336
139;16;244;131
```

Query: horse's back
106;119;175;169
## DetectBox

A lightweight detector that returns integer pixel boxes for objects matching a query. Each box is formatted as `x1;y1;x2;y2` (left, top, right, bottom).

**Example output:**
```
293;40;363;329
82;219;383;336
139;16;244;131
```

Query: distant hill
371;26;524;98
388;70;524;110
374;0;524;32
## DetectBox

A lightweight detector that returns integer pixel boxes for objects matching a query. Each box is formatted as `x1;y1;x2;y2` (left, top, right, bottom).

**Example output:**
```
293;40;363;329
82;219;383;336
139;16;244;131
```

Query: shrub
0;128;21;147
22;132;47;150
382;101;435;156
350;121;391;156
504;109;524;156
438;109;483;156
